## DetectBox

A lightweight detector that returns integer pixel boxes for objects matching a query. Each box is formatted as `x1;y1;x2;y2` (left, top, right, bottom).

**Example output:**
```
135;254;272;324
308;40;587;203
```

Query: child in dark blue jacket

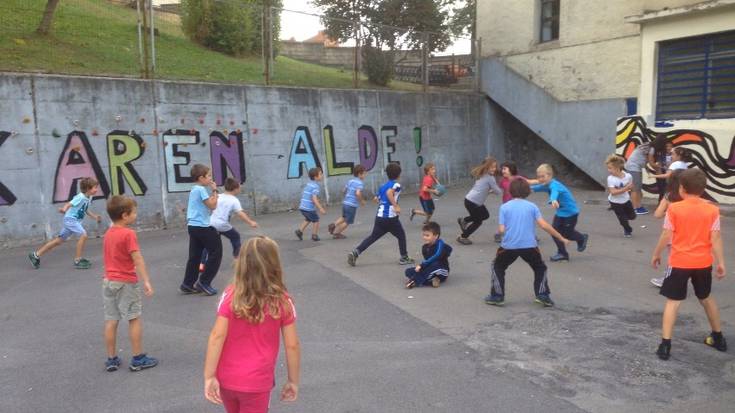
405;222;453;288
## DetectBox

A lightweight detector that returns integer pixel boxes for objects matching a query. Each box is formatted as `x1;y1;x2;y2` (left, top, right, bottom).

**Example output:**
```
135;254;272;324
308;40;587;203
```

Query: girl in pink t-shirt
204;236;301;413
410;162;440;224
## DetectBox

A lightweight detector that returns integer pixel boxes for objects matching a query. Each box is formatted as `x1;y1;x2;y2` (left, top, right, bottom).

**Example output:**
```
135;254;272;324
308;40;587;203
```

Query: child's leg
462;202;489;238
700;296;722;333
312;221;320;236
519;248;550;296
220;229;241;257
610;203;633;233
198;228;223;286
183;227;207;287
129;317;143;356
491;248;518;297
385;218;408;257
299;220;310;233
36;237;63;257
551;215;569;256
334;222;349;234
334;217;345;227
104;320;120;358
354;217;389;254
74;233;89;261
414;262;444;286
662;299;682;339
692;268;721;333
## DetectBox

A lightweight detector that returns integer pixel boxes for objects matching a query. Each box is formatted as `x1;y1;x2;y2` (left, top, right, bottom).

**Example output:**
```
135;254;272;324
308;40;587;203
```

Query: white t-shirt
669;161;690;171
210;193;243;232
607;172;632;204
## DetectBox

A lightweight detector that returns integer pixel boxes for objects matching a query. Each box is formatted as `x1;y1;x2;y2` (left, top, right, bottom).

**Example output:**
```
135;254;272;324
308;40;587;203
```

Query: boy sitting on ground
405;222;452;289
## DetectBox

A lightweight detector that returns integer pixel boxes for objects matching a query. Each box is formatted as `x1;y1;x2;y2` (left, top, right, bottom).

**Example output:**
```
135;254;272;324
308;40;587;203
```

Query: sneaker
399;256;415;265
194;281;218;296
311;235;320;242
333;233;346;239
549;253;569;262
431;277;441;288
456;236;472;245
635;207;649;215
328;223;336;234
405;279;416;289
28;252;40;269
624;231;632;238
484;294;505;306
105;356;121;372
650;277;664;288
656;342;671;360
494;233;502;243
129;354;158;371
577;234;589;252
180;283;198;294
74;258;91;270
704;333;727;352
347;250;358;267
295;229;303;241
409;209;416;222
457;217;467;232
534;295;555;307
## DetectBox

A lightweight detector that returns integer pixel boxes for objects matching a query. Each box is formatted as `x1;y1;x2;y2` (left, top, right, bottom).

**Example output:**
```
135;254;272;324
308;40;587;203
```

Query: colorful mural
616;116;735;200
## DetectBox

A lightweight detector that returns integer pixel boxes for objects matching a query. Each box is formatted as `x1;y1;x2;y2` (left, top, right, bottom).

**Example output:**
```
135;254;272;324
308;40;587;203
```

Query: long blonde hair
231;236;291;324
471;157;498;178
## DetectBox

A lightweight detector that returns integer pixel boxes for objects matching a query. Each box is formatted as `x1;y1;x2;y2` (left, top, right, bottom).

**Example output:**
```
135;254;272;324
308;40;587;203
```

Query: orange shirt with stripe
663;197;720;269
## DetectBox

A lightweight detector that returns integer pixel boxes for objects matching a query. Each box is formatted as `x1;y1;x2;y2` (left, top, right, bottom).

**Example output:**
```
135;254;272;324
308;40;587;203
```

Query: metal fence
0;0;480;92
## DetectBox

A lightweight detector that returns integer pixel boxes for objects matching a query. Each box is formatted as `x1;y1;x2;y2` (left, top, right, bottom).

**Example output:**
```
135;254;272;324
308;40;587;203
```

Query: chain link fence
0;0;480;92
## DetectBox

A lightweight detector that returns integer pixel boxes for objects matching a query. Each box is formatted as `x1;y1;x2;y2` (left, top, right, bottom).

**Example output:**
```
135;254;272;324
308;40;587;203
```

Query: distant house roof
303;31;338;47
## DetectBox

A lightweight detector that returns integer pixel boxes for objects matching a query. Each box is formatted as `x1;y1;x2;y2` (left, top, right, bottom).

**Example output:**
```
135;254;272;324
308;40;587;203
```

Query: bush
362;46;394;86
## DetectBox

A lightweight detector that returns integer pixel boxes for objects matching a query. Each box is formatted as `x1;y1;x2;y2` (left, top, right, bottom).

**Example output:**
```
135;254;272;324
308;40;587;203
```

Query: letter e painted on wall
0;131;18;206
107;131;147;196
357;125;379;172
163;129;199;193
381;126;399;165
53;131;110;203
287;126;322;179
210;131;246;186
322;125;353;176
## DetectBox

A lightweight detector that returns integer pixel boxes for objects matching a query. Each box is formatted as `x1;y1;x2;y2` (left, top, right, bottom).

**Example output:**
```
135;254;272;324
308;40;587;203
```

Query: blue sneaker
635;207;649;215
577;234;589;252
534;295;555;307
105;356;121;372
549;253;569;262
129;354;158;371
484;294;505;306
194;281;218;296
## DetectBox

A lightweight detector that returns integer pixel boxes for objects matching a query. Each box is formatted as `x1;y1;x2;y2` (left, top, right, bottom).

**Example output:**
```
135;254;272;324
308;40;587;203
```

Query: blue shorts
58;217;86;240
342;205;358;225
419;199;435;214
300;209;320;223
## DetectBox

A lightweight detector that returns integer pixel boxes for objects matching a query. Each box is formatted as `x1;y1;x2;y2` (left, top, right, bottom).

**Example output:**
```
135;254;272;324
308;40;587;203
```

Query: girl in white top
605;155;636;237
650;147;692;181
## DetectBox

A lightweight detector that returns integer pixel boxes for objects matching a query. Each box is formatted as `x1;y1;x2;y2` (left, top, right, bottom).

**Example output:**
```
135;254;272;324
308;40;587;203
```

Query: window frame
539;0;560;44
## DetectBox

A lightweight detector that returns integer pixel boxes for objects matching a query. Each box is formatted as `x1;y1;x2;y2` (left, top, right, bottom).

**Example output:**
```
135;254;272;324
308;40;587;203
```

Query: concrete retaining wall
0;74;489;247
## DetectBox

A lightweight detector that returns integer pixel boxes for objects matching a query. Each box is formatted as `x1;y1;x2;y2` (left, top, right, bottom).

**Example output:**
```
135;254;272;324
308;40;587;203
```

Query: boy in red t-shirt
410;162;440;224
102;195;157;372
651;168;727;360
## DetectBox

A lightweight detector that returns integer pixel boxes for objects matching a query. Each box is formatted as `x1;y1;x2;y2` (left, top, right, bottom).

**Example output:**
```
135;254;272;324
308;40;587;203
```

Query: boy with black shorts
652;168;727;360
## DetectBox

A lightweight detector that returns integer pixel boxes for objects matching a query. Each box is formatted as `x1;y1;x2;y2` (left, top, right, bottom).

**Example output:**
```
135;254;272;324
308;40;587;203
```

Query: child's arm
86;210;102;222
280;323;301;402
386;189;400;214
608;184;632;196
203;316;228;405
651;228;672;269
654;198;670;219
537;218;570;244
312;195;326;214
356;189;365;206
131;251;154;296
525;178;540;185
497;224;505;237
58;202;72;214
649;170;672;180
712;229;726;279
421;182;437;195
203;187;219;210
236;210;258;228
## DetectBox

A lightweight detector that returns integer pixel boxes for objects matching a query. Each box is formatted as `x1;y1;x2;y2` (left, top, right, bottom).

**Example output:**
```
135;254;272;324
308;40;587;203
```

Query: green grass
0;0;421;91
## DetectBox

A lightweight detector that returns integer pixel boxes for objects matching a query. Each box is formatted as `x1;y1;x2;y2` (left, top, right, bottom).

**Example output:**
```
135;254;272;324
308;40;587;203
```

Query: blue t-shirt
299;181;321;211
187;185;212;227
343;178;364;207
376;180;401;218
65;193;92;221
499;199;542;249
531;179;579;217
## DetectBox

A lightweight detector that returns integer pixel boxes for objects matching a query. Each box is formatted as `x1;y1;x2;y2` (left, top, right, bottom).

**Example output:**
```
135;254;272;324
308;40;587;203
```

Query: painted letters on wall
0;132;17;206
287;126;322;179
322;125;353;176
163;129;199;193
357;125;379;172
53;131;109;203
381;126;399;165
107;131;147;196
210;130;246;186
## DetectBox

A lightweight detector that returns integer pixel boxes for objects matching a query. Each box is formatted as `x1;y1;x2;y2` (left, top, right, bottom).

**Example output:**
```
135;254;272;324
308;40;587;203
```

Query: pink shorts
221;388;271;413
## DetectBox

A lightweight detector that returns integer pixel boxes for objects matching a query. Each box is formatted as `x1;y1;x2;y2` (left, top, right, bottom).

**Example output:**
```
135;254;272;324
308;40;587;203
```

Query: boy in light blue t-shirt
328;165;367;239
485;179;569;308
296;167;326;242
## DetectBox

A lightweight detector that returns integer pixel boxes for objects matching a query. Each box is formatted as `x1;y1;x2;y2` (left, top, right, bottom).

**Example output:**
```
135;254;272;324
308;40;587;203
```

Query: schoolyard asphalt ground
1;185;735;413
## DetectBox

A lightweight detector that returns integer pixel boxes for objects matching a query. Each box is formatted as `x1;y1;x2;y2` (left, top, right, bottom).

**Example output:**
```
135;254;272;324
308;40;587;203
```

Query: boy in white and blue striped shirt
295;167;326;241
328;165;367;239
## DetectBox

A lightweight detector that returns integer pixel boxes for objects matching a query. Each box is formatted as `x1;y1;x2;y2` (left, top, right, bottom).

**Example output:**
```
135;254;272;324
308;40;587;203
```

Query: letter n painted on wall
53;131;109;203
357;125;379;172
322;125;353;176
210;130;245;186
163;129;199;193
0;131;18;206
107;131;147;196
287;126;322;179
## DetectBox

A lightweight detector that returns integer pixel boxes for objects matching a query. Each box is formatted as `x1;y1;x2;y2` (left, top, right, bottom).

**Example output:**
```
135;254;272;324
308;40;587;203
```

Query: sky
281;0;323;42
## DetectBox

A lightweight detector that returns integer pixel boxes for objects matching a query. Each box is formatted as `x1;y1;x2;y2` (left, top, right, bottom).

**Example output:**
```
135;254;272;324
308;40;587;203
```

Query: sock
712;331;723;340
661;338;672;346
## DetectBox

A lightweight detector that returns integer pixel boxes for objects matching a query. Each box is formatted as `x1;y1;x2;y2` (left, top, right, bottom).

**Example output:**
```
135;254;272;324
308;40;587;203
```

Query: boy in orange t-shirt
651;168;727;360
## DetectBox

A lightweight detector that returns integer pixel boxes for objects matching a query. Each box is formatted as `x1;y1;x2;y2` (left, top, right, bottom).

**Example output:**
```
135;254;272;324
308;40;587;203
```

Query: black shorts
660;267;712;301
420;199;435;214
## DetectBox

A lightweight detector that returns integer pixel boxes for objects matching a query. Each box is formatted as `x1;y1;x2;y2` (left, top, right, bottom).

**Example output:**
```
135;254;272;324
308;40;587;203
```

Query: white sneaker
650;277;664;288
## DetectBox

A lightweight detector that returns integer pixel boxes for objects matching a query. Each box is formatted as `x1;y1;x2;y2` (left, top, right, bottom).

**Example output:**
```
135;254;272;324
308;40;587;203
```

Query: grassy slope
0;0;420;91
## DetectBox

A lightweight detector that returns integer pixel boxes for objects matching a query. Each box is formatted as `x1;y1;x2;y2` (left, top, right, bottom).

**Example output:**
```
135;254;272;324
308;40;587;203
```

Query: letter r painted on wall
287;126;322;179
53;131;110;203
107;131;147;196
0;131;18;206
322;125;353;176
163;129;199;192
210;130;246;186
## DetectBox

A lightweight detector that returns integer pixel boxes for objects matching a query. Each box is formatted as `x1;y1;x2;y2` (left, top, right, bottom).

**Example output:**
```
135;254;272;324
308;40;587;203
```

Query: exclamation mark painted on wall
414;127;423;167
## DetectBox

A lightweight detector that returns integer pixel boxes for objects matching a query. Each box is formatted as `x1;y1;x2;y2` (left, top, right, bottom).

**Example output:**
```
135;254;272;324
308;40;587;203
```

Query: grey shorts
103;279;142;321
629;171;643;191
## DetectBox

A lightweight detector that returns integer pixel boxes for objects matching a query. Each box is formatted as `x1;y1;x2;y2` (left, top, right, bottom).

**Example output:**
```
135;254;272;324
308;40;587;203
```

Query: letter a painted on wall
53;131;110;203
210;131;246;186
107;131;147;196
287;126;322;179
322;126;353;176
357;125;378;172
0;131;18;206
163;129;199;193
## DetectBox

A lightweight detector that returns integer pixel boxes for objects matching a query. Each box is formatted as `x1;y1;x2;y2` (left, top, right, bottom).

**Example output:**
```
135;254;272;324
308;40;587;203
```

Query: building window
539;0;560;43
656;30;735;120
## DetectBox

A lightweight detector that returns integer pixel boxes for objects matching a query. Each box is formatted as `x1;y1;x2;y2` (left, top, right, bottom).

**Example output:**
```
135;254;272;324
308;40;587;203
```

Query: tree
446;0;475;39
37;0;61;35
